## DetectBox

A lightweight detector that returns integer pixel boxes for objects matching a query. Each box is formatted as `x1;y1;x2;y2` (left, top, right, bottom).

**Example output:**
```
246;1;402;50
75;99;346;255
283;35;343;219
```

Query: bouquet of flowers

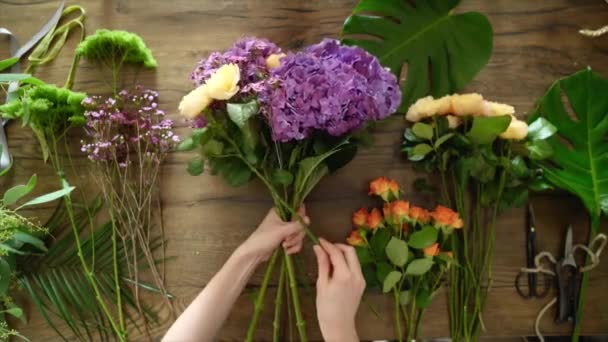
178;37;401;341
402;93;556;340
346;177;458;342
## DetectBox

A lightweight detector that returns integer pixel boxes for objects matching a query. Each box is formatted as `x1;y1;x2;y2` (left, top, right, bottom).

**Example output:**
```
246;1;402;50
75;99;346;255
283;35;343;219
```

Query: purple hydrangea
259;39;401;142
81;87;179;166
190;37;282;94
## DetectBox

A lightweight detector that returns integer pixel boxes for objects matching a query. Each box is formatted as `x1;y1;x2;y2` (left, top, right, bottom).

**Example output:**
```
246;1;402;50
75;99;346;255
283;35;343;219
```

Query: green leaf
0;73;31;83
17;186;75;209
412;122;433;140
409;143;432;161
527;117;557;141
529;68;608;224
382;271;402;293
226;101;259;128
3;174;37;206
466;115;512;145
0;259;11;296
187;158;204;176
399;291;411;306
0;57;19;72
342;0;493;110
408;226;438;249
13;232;47;252
404;128;423;142
385;237;409;267
510;156;530;179
405;257;434;276
376;261;393;283
202;139;224;157
434;133;455;148
272;169;294;186
3;306;24;320
355;246;373;266
526;139;553;160
370;229;391;259
415;287;434;308
177;136;196;152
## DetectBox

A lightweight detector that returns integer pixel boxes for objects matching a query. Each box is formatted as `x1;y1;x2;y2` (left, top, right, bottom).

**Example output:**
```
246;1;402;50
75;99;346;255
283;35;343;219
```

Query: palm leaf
530;67;608;229
342;0;493;110
18;201;159;341
529;67;608;341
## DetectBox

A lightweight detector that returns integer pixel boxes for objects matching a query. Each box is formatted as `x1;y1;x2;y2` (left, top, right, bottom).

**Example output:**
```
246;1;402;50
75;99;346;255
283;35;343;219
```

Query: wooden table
1;0;608;340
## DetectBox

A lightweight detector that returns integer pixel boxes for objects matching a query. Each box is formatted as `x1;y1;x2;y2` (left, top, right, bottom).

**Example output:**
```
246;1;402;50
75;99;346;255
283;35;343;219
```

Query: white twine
518;233;607;342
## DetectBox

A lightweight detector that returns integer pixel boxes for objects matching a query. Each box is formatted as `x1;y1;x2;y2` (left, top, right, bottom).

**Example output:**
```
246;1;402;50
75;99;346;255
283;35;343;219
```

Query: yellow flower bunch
406;93;528;140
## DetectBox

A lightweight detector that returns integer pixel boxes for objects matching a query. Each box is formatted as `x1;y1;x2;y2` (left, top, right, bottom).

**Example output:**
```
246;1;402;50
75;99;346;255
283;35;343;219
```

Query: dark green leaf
408;226;438;249
405;257;434;276
342;0;493;110
226;101;259;128
466;115;512;145
187;158;204;176
529;68;608;226
410;143;432;159
376;261;393;283
3;174;37;206
17;186;75;209
0;259;11;296
325;143;358;172
13;231;47;252
526;139;553;160
202;139;224;157
355;246;373;266
434;133;455;148
293;142;347;204
272;169;294;186
385;237;409;267
412;122;433;140
415;287;434;308
404;128;423;142
177;136;196;152
382;271;402;293
527;117;557;141
370;229;391;259
511;156;530;179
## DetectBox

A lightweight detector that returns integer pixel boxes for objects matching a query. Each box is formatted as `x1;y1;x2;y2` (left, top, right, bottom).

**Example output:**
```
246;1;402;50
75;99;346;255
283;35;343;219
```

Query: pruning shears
555;225;580;324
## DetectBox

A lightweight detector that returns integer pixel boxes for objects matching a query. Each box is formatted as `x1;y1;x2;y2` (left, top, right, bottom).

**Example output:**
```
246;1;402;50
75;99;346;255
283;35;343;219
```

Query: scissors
554;225;580;324
515;203;551;299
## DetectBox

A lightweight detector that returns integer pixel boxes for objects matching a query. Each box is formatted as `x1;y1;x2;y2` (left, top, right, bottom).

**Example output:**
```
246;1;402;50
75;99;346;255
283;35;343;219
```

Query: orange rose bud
431;205;464;229
388;178;400;199
409;206;431;224
423;243;440;257
367;208;383;230
369;177;393;201
442;251;454;259
390;200;410;220
352;208;368;228
346;230;365;247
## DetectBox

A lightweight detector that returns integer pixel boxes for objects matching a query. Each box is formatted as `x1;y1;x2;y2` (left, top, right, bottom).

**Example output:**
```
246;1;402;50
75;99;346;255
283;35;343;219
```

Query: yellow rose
178;84;213;119
435;95;453;115
266;53;286;70
446;115;462;128
451;93;485;117
500;117;529;140
406;96;439;122
482;100;515;117
205;63;240;100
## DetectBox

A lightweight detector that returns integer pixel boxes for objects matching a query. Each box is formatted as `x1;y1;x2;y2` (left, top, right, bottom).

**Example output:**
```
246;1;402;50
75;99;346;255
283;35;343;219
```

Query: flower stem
273;258;286;342
245;248;279;342
393;289;403;342
284;250;308;342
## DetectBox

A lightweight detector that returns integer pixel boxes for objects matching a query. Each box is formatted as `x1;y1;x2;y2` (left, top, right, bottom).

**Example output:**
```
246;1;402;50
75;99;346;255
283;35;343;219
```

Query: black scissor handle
515;271;552;299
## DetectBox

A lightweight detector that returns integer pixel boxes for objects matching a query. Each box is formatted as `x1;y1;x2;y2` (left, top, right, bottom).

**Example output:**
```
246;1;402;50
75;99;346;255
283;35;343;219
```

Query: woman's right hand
313;238;365;342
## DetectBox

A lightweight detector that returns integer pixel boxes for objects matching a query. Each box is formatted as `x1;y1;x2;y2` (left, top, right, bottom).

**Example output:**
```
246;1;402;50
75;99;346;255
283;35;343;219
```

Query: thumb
280;221;303;238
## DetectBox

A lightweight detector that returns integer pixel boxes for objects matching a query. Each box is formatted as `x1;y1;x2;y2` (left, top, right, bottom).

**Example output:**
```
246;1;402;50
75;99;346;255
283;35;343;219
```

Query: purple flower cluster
259;39;401;142
81;87;179;166
190;37;282;94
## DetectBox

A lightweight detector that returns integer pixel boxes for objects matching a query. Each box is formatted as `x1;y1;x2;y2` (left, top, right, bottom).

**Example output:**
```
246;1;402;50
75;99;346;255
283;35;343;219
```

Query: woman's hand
313;238;365;342
237;206;309;263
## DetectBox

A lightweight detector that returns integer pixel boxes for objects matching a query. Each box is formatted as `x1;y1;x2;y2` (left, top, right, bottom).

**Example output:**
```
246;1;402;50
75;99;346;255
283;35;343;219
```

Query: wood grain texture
2;0;608;340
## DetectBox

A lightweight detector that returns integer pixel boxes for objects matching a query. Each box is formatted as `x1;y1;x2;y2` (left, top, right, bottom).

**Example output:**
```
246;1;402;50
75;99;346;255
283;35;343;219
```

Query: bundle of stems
441;145;511;341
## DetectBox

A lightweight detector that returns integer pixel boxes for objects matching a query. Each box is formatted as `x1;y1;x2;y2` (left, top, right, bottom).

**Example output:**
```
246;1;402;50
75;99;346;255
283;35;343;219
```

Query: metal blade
564;225;574;258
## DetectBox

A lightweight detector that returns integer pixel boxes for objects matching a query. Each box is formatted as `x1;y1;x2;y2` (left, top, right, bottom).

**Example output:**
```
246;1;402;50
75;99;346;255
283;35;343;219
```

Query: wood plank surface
1;0;608;340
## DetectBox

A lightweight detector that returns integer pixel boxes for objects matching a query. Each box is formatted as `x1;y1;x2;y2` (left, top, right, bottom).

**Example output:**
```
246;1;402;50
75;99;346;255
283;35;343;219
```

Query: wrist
321;323;359;342
233;243;265;267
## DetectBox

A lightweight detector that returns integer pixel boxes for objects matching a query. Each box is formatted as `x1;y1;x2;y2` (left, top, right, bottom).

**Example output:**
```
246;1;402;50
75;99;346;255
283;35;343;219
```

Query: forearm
163;246;261;342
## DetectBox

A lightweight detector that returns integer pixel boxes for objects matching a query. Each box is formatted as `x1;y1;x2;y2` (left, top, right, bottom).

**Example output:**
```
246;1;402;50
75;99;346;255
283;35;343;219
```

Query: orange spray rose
367;208;383;230
352;208;368;228
346;230;365;247
431;205;464;229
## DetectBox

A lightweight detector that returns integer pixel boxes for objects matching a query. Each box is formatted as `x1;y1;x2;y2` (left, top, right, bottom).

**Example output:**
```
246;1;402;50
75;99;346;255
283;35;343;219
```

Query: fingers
313;245;329;285
336;243;364;280
319;238;349;277
283;231;305;255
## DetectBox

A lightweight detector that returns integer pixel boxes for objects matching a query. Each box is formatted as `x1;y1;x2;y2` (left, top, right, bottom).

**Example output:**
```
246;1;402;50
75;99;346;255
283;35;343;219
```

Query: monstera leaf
342;0;493;111
530;68;608;232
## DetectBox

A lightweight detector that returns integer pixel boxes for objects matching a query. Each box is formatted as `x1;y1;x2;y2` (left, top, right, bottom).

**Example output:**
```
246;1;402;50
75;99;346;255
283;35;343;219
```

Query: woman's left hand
238;205;309;262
